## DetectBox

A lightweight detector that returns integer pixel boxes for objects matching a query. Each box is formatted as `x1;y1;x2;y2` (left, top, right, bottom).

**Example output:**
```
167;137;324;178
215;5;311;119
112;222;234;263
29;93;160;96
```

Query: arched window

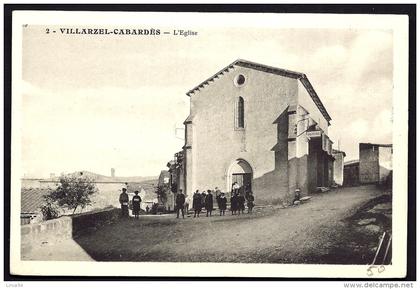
237;96;244;128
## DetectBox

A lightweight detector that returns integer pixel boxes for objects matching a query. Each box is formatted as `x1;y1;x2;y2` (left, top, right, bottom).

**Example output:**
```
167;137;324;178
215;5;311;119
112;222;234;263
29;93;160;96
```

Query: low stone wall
21;207;120;257
21;216;72;241
21;216;73;256
72;207;120;237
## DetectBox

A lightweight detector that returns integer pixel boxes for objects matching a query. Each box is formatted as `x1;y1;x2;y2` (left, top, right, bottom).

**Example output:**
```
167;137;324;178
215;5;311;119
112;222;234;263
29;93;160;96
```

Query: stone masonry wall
360;144;379;184
21;208;120;258
21;216;73;257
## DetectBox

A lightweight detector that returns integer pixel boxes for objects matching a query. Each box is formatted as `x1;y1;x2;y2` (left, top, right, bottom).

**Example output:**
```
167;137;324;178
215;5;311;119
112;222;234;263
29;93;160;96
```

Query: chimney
111;168;115;178
50;173;55;179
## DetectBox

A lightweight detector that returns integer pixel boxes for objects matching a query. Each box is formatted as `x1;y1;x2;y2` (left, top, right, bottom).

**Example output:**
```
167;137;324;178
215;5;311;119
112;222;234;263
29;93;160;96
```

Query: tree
48;174;98;214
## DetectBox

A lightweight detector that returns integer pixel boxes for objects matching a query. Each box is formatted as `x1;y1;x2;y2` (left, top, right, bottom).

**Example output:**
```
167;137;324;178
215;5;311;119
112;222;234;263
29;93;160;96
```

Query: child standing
132;190;142;219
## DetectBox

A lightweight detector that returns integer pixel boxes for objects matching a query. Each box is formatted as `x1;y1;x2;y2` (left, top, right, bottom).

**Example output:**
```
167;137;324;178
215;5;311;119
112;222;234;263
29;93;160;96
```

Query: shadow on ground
297;193;392;264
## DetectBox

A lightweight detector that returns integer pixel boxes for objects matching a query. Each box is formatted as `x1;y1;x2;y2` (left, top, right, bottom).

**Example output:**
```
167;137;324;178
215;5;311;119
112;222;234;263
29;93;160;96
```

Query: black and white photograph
7;7;411;279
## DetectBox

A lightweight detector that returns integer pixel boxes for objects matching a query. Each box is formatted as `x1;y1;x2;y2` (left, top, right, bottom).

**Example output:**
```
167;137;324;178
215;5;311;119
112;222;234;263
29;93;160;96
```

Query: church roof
186;59;332;122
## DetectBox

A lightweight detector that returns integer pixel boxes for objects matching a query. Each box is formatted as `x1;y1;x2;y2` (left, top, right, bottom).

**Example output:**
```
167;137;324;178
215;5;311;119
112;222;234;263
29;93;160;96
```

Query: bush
40;195;60;220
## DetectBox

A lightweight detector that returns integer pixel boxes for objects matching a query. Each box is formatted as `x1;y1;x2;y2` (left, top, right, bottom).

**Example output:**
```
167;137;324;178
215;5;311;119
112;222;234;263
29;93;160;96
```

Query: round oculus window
235;74;246;86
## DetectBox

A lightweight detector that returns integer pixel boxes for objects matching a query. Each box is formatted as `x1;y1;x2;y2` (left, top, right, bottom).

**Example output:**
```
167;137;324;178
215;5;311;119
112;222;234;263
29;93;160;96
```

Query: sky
21;24;393;178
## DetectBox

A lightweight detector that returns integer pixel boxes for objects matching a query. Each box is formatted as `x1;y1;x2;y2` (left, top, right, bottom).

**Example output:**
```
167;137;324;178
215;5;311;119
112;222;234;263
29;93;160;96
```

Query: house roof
21;187;51;214
186;59;332;122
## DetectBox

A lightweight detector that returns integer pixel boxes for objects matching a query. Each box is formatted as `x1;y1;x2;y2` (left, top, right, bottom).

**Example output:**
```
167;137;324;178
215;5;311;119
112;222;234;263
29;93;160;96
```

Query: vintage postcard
9;10;409;278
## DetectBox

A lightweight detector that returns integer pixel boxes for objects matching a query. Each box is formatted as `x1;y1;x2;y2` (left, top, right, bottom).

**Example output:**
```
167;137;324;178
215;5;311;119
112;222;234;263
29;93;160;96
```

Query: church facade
182;59;334;205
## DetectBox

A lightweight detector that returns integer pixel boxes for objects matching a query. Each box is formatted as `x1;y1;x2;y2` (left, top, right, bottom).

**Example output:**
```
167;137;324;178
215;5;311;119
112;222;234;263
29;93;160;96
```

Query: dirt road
70;185;386;263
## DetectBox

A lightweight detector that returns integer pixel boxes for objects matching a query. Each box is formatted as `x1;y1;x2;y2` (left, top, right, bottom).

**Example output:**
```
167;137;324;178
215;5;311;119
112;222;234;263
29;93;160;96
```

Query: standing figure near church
247;191;255;214
193;191;202;218
216;193;221;210
215;187;221;209
205;190;214;217
238;193;246;215
201;191;207;209
219;192;227;216
132;190;142;219
232;182;240;196
230;192;238;215
119;188;129;218
175;189;186;219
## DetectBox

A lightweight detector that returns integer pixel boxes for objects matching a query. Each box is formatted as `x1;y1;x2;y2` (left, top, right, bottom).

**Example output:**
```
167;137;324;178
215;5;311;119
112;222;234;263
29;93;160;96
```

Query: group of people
175;182;255;219
119;182;256;220
119;188;142;219
191;189;219;217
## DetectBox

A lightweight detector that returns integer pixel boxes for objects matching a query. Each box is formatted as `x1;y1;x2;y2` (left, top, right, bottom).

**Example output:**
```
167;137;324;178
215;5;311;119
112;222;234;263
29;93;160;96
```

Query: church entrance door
227;159;253;195
232;173;252;193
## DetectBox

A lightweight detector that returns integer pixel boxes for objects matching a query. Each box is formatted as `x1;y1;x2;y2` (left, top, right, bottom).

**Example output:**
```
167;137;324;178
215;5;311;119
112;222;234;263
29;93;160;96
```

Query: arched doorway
227;159;253;194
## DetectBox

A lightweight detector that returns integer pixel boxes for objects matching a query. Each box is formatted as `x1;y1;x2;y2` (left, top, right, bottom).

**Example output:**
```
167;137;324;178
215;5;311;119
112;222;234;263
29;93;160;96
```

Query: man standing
193;191;202;218
175;189;186;219
119;188;129;218
132;190;142;219
205;190;214;217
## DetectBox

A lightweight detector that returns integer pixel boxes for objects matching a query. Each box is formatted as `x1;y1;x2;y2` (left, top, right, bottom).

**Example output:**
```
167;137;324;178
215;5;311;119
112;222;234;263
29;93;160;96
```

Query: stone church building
182;59;334;204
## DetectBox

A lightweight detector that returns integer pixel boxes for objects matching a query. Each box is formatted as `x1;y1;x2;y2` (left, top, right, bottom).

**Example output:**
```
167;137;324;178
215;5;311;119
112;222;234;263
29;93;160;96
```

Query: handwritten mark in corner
367;265;385;276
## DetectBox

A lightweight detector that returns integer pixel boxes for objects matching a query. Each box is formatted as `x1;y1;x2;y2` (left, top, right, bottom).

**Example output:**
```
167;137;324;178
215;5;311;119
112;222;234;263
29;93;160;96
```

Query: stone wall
21;208;120;257
360;144;380;184
21;216;73;256
378;146;393;184
333;152;344;186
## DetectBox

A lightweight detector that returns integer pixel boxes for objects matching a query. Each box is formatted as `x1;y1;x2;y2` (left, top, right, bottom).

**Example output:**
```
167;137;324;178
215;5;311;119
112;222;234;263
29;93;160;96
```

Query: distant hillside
43;171;158;184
